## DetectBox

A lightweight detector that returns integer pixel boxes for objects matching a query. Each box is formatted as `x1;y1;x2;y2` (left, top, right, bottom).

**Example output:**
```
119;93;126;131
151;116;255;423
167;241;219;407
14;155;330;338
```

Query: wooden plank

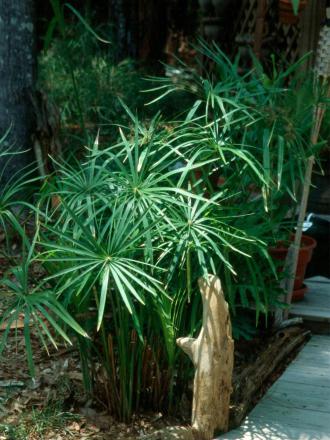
292;307;330;316
280;366;330;386
273;378;330;393
291;350;330;365
284;361;330;376
264;381;330;412
220;418;330;440
307;334;330;347
218;335;330;440
292;342;330;357
220;425;329;440
291;307;330;320
290;277;330;322
251;404;330;431
301;346;330;356
285;357;330;370
292;336;330;357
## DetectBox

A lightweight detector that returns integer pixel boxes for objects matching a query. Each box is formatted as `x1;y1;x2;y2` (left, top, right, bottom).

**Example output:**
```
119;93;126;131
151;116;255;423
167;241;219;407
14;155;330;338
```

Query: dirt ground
0;324;307;440
0;326;185;439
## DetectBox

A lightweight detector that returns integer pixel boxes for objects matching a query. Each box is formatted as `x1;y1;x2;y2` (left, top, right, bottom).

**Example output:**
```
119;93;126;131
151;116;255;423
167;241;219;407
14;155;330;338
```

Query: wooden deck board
220;419;330;440
264;381;330;411
217;335;330;440
290;277;330;322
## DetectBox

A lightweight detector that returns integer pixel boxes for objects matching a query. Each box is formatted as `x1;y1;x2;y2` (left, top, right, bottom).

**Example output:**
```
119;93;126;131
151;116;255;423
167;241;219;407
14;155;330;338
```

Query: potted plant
269;234;317;301
278;0;308;25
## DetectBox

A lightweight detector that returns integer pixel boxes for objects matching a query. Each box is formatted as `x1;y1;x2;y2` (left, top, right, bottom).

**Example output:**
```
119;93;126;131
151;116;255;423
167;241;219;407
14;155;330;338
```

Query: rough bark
0;0;36;184
177;275;234;440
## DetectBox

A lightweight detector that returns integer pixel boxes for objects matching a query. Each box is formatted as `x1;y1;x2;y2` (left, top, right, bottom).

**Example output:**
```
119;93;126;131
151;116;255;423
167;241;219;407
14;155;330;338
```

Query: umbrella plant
32;107;273;419
1;42;326;422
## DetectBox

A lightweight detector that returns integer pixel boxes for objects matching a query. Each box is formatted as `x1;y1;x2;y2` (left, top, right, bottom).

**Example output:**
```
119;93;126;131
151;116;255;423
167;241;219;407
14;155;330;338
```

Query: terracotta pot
278;0;308;24
268;234;317;291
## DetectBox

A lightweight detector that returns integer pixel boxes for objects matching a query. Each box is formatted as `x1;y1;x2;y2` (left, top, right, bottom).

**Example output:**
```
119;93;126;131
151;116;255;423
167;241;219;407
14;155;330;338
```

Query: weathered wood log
230;326;310;428
177;275;234;440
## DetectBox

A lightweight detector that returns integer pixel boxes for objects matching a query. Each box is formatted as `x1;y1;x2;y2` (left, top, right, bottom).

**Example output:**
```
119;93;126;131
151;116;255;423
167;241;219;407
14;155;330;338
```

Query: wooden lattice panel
277;24;301;63
234;0;259;37
267;0;302;65
233;0;306;67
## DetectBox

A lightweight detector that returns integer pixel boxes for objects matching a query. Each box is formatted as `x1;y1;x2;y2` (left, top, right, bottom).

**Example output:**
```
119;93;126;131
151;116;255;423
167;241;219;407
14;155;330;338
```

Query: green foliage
0;142;39;251
38;6;192;149
0;232;88;377
147;42;320;202
146;41;326;325
0;403;80;440
291;0;302;15
31;101;276;419
38;18;148;144
2;40;327;423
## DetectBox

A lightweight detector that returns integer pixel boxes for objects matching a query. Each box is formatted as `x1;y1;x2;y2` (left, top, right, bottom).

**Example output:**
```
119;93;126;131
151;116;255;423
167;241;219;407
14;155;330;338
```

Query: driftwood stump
177;275;234;440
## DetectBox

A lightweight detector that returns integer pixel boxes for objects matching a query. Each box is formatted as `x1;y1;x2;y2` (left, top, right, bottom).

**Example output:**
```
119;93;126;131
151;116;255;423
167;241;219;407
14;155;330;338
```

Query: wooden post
253;0;267;59
177;275;234;440
298;0;326;69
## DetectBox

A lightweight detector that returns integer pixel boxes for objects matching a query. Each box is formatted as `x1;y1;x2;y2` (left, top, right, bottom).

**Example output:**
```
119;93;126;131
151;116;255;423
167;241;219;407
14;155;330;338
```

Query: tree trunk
0;0;36;184
177;275;234;440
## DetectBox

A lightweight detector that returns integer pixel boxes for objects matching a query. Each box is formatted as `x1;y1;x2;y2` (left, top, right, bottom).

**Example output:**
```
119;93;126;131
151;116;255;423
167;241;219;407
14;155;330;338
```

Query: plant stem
187;247;191;303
